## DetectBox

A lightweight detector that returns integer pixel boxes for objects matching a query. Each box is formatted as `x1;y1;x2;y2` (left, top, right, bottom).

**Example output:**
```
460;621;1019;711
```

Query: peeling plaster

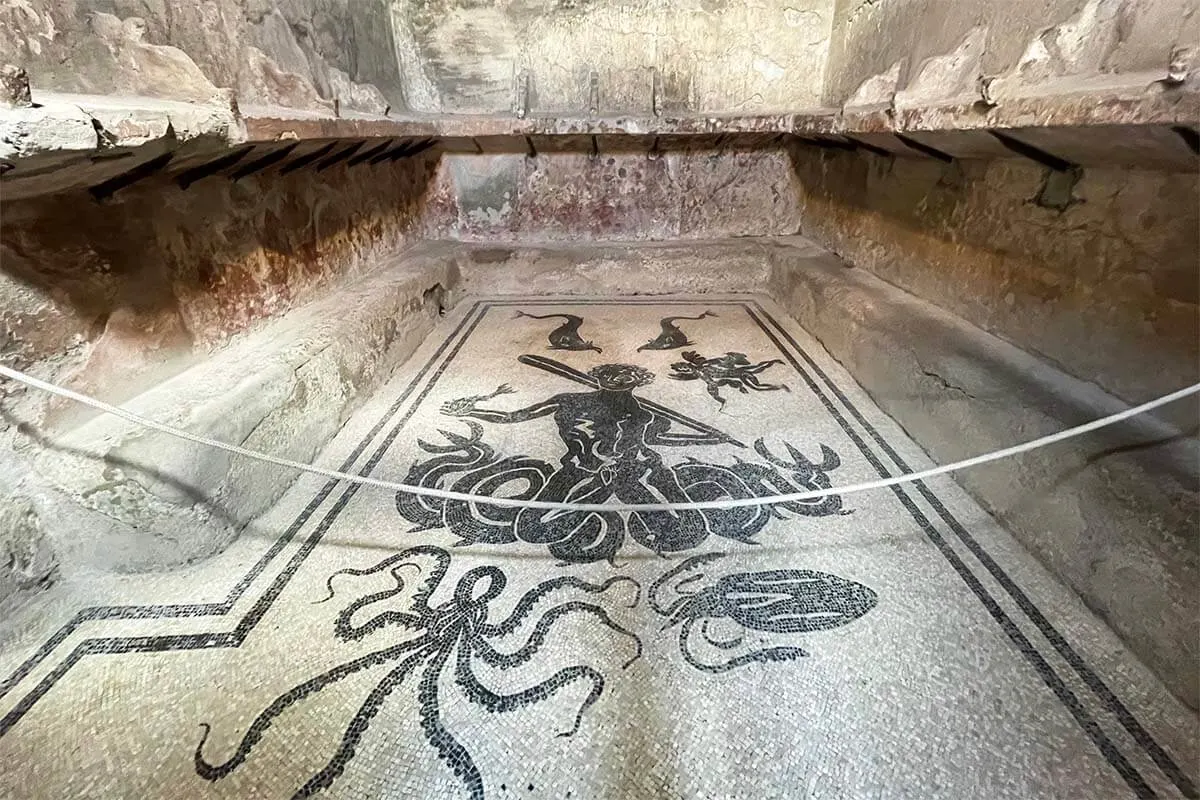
896;26;988;107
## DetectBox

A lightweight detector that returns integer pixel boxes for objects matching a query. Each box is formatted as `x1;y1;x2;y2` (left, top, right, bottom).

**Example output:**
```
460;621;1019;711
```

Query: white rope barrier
2;363;1196;513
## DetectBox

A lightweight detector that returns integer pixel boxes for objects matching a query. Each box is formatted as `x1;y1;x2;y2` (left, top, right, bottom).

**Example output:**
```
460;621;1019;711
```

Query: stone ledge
246;78;1199;141
425;238;782;299
0;92;242;158
1;85;1193;201
3;81;1192;158
0;92;244;200
840;74;1200;133
766;243;1198;709
24;251;453;574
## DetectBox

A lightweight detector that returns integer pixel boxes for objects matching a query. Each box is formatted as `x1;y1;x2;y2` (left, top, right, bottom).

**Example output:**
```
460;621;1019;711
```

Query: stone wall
390;0;836;114
4;0;1194;116
0;1;402;113
0;149;439;430
787;145;1200;427
825;0;1198;108
767;241;1199;708
0;0;837;115
0;149;445;604
425;145;801;241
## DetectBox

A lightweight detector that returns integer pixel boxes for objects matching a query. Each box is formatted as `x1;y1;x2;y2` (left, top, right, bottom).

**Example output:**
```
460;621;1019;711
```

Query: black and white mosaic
195;546;640;799
638;312;715;351
514;311;603;353
648;553;877;673
0;297;1195;800
396;355;844;563
668;350;790;407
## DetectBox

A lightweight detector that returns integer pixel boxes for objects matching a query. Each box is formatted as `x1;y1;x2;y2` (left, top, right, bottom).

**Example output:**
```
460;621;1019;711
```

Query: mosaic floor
0;296;1196;799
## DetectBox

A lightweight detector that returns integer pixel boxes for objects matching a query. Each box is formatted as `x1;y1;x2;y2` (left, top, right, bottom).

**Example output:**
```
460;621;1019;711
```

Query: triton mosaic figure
398;356;847;563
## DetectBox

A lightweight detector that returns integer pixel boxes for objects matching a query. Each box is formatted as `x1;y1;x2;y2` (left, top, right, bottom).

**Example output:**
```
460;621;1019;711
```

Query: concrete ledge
27;253;454;573
767;243;1199;708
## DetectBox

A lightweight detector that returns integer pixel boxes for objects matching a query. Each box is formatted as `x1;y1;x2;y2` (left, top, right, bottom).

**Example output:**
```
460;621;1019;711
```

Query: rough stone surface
0;492;56;607
0;91;246;202
0;63;31;108
766;242;1199;709
825;0;1200;109
420;238;781;300
0;0;1194;126
389;0;835;114
20;255;453;572
0;99;103;160
0;1;401;113
0;149;439;429
787;145;1200;429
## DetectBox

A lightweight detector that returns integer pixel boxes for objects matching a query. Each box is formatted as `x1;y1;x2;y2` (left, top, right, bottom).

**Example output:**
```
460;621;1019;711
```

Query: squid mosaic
648;552;879;672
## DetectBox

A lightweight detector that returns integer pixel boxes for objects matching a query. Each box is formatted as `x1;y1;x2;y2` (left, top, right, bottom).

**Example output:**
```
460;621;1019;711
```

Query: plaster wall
425;146;802;241
825;0;1200;108
390;0;836;114
0;0;403;113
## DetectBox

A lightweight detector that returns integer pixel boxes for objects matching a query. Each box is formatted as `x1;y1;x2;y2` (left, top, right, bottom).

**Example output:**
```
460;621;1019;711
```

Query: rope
1;363;1196;513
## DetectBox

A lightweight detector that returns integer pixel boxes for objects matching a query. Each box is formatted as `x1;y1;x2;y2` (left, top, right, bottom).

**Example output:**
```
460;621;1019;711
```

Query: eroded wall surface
788;146;1200;422
391;0;836;114
0;0;837;115
4;0;1195;115
0;149;444;602
767;241;1199;708
826;0;1198;107
426;146;801;241
0;151;439;428
0;1;403;113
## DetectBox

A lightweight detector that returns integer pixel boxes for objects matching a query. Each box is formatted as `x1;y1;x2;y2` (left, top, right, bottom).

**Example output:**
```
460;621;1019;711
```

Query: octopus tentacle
337;606;426;643
291;647;432;799
406;547;453;615
324;554;441;641
418;647;485;800
472;601;642;670
455;644;603;738
678;618;806;673
319;545;450;618
477;576;640;637
333;579;426;643
315;557;421;605
195;637;430;780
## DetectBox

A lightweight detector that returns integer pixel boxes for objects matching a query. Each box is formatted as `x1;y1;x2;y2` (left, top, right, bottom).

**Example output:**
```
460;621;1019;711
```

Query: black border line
0;297;1188;799
0;303;490;733
747;301;1194;798
0;298;712;702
